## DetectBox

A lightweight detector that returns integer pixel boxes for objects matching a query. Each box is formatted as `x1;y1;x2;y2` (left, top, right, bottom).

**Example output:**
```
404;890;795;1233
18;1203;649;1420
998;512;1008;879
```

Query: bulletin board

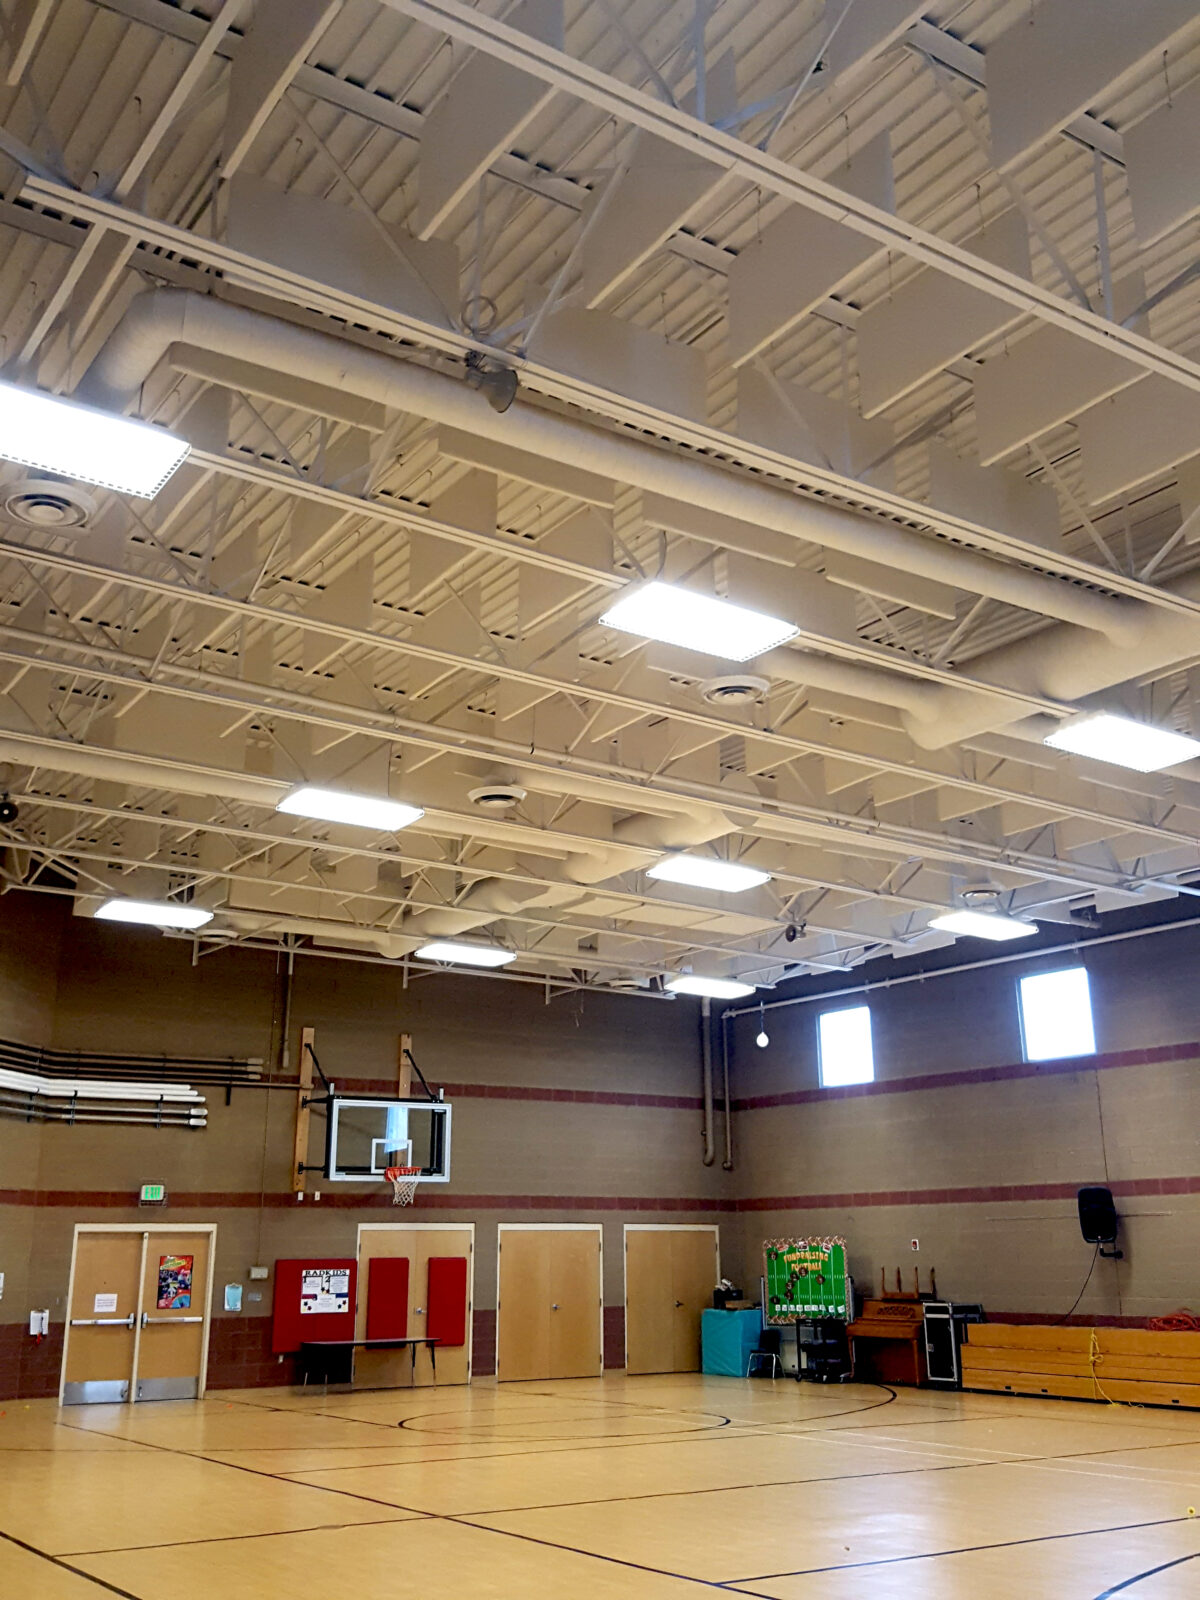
272;1258;357;1353
764;1237;849;1322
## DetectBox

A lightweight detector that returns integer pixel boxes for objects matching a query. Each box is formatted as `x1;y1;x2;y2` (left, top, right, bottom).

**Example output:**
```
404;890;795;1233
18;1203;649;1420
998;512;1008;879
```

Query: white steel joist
377;0;1200;400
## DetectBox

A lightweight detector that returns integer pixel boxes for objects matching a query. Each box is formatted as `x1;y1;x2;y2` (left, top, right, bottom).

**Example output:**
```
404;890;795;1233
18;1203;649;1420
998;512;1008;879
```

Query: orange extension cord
1148;1311;1200;1333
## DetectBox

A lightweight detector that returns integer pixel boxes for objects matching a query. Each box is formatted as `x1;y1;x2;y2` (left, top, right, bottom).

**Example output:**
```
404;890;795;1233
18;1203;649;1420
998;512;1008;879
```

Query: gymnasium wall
728;916;1200;1327
0;894;732;1398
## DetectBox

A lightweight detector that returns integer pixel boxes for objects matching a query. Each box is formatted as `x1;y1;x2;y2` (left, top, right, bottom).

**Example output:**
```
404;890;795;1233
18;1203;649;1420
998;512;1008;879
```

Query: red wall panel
426;1255;469;1348
366;1256;410;1340
271;1258;357;1354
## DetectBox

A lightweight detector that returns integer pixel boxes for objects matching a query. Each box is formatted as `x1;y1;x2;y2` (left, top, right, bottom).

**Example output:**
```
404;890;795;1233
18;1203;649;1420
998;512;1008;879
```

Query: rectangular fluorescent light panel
599;580;799;662
1019;966;1096;1062
818;1004;874;1088
415;942;516;968
930;910;1037;942
277;786;424;832
1044;712;1200;773
96;899;213;930
648;855;770;892
666;975;756;999
0;378;189;498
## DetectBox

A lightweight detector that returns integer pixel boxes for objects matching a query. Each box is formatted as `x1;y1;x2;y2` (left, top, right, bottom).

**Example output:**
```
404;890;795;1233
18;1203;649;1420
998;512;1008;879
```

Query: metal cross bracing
2;0;1200;991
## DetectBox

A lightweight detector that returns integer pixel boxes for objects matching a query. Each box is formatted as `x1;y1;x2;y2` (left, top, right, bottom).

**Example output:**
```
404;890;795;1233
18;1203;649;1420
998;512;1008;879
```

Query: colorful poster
763;1237;849;1322
300;1268;350;1315
157;1254;194;1310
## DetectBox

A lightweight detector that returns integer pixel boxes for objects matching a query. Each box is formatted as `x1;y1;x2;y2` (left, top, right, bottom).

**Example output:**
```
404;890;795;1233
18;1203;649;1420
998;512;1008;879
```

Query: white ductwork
0;730;286;807
900;567;1200;749
400;875;571;938
510;765;736;884
83;289;1133;636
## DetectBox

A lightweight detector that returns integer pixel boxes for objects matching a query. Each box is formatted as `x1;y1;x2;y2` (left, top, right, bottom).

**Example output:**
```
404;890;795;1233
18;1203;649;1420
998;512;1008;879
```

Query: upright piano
847;1298;926;1385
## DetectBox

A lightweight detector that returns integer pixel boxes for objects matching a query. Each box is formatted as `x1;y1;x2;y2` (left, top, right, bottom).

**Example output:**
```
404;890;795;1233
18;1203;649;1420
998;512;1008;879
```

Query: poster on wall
763;1237;849;1322
157;1255;194;1310
300;1267;350;1315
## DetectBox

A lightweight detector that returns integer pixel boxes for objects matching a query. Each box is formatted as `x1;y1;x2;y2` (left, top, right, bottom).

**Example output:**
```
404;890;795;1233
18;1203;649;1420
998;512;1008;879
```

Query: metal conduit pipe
901;568;1200;750
700;997;715;1167
83;290;1134;637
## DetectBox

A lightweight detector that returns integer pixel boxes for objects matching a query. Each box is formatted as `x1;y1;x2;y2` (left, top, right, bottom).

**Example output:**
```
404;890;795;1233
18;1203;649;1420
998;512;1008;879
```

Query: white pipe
83;290;1131;635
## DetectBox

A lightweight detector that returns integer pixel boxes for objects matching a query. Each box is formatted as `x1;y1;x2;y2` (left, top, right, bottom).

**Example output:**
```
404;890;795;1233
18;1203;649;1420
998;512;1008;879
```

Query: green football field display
764;1237;849;1321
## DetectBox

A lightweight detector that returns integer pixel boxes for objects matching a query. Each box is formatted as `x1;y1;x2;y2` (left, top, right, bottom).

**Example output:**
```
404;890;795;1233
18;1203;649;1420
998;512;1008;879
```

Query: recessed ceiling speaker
3;476;96;530
1078;1185;1123;1257
700;674;769;706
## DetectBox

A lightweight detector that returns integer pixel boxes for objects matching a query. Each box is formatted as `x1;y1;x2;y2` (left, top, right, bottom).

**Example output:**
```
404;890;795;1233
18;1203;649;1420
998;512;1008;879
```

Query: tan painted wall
728;918;1200;1324
1;896;731;1389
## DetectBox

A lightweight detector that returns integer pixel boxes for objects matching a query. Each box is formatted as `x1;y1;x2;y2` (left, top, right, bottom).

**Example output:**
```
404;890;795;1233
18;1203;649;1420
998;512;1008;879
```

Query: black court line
0;1527;142;1600
728;1514;1200;1584
1093;1549;1200;1597
60;1515;425;1560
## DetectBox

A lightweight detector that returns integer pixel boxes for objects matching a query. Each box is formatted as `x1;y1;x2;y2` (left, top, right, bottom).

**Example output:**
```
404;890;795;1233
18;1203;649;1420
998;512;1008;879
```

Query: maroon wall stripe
739;1174;1200;1211
734;1039;1200;1112
327;1078;703;1109
5;1176;1199;1214
0;1187;736;1213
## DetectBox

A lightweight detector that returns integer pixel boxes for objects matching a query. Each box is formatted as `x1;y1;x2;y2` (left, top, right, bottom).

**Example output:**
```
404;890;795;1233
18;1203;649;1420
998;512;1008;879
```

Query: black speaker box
1077;1185;1118;1245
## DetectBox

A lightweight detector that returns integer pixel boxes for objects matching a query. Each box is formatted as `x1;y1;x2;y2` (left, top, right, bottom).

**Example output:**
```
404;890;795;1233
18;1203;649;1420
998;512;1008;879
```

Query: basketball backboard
321;1097;451;1184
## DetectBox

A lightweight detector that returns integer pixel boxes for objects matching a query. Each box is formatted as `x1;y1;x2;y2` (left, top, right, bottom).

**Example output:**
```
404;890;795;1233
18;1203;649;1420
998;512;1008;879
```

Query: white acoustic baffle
735;367;895;490
576;55;735;311
1125;78;1200;248
972;276;1147;467
927;443;1061;552
820;0;929;88
1077;380;1200;504
856;210;1030;418
985;0;1197;169
726;132;894;367
531;307;708;423
413;0;563;238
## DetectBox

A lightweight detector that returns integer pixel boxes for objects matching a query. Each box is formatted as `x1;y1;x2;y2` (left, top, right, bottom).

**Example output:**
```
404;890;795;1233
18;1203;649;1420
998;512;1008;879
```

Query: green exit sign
139;1183;166;1205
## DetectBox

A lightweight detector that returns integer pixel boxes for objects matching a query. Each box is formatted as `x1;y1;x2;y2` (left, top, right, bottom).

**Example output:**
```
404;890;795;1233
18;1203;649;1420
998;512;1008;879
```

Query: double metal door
62;1228;212;1404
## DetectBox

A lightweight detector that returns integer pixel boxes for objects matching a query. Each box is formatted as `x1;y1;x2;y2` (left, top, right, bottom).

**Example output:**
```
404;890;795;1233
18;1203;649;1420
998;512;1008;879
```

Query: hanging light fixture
756;1002;769;1049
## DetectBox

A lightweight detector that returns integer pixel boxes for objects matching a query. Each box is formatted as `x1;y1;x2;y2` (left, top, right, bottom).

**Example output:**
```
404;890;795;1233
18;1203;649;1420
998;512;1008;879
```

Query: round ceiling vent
960;885;1003;905
468;783;528;811
607;973;646;992
3;477;96;530
700;674;770;706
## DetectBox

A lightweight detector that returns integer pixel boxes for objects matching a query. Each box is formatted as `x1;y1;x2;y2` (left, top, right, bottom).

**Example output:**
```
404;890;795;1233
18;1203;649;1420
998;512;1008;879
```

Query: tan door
497;1228;602;1381
625;1229;719;1375
135;1231;211;1401
670;1230;719;1372
496;1230;551;1382
355;1227;473;1388
63;1233;143;1404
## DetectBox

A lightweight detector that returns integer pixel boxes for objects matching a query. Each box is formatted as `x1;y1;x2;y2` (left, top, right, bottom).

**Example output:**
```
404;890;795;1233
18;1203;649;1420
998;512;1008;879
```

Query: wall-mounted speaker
1077;1186;1118;1246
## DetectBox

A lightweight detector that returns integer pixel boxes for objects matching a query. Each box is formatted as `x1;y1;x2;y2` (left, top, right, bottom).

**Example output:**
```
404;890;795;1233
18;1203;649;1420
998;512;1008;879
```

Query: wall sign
157;1254;194;1309
300;1268;350;1316
93;1292;118;1314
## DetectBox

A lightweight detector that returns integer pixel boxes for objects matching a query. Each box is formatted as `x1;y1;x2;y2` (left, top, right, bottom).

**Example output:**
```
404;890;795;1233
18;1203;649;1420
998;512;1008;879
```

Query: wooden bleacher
961;1324;1200;1409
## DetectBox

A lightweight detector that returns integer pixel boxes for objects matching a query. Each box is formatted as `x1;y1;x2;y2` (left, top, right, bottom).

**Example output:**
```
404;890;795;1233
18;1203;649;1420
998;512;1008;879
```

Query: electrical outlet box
249;1266;269;1280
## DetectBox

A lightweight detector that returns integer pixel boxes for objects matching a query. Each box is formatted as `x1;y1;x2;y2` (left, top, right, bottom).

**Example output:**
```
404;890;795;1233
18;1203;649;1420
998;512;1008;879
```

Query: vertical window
1018;967;1096;1062
818;1005;874;1087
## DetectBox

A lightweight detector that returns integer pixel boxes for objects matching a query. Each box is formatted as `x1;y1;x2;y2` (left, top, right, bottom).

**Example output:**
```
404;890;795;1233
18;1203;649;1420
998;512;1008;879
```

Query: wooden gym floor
3;1375;1200;1597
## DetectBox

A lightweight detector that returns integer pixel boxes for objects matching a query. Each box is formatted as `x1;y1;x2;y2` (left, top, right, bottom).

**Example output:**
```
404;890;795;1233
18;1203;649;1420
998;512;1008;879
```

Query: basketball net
385;1165;421;1206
